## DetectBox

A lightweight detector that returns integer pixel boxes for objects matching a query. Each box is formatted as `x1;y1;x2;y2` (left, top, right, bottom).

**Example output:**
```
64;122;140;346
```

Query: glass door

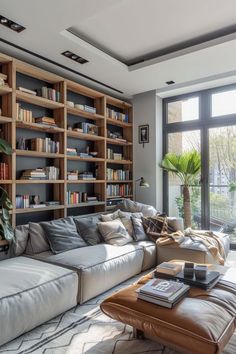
209;125;236;247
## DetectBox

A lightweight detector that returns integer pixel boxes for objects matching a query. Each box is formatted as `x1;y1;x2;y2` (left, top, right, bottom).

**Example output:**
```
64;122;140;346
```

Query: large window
163;85;236;247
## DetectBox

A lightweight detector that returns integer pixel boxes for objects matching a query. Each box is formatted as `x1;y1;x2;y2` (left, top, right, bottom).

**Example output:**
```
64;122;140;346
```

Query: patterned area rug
0;272;236;354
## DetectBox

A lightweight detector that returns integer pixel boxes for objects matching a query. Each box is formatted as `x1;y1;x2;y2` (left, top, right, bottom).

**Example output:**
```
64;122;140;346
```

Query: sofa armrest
167;217;184;232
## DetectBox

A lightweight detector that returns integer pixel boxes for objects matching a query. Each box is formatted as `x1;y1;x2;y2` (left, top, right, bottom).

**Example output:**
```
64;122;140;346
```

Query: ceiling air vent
166;80;175;85
62;51;88;64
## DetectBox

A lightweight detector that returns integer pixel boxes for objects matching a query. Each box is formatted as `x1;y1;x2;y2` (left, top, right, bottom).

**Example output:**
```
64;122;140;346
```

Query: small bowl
75;104;84;110
90;152;98;157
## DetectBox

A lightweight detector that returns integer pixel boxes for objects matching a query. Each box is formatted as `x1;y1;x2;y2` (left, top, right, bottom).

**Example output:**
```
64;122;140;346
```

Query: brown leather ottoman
101;265;236;354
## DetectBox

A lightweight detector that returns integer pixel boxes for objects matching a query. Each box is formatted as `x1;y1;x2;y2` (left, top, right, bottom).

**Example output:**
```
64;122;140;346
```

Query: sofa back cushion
13;225;29;256
98;219;133;246
115;199;158;217
74;215;103;245
41;217;87;254
25;222;50;255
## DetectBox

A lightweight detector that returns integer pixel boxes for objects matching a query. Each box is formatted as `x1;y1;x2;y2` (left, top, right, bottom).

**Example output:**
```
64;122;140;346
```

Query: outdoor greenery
160;150;201;228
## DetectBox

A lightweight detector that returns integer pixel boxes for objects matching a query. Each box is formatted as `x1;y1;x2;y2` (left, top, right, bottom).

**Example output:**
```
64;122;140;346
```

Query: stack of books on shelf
67;101;96;113
107;130;127;142
78;172;96;181
67;191;80;204
67;148;77;156
36;87;60;102
74;122;98;135
17;137;60;153
106;184;131;197
0;162;9;180
67;171;78;180
16;103;33;123
87;196;98;202
34;117;58;127
0;73;8;87
106;108;128;122
16;194;47;209
136;278;190;308
107;148;123;160
20;167;59;180
84;105;96;114
106;168;130;181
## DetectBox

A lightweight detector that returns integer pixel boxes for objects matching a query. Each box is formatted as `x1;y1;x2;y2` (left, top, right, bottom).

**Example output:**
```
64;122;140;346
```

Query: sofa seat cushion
0;257;78;347
132;241;157;271
157;232;230;265
36;243;144;303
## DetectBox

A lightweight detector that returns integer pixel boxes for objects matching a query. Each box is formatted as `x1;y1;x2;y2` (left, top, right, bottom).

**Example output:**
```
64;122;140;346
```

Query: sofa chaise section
34;243;145;303
0;256;78;346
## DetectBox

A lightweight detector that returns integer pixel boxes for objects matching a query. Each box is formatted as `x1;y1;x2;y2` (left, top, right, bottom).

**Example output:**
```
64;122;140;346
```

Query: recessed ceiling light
166;80;175;85
0;15;25;32
61;51;89;65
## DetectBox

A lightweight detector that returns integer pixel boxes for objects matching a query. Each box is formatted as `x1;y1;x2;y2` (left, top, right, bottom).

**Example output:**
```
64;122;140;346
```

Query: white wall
133;91;163;211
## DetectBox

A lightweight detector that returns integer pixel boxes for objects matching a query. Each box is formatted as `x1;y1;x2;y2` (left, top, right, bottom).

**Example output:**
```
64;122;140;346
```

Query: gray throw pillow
13;224;29;256
97;219;133;246
115;199;158;217
41;217;87;254
118;211;143;237
74;215;103;245
131;216;148;241
25;222;50;255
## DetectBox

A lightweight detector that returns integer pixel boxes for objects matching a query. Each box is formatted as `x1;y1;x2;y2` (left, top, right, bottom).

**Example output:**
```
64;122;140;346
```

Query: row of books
106;168;131;181
17;137;60;153
107;148;123;160
106;108;128;122
67;101;96;114
67;171;96;181
16;103;33;123
21;167;59;180
0;162;9;180
16;195;60;209
67;191;98;204
18;86;61;102
75;122;98;135
106;184;131;197
0;72;8;87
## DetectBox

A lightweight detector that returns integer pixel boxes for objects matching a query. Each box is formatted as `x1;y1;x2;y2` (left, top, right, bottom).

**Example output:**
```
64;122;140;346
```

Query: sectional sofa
0;200;230;347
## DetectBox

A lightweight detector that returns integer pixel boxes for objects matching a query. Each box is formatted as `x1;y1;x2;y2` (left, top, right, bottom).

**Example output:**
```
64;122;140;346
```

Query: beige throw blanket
156;228;225;265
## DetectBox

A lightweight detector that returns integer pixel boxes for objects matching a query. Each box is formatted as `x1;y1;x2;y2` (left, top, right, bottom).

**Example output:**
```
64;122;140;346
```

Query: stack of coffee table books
136;278;190;308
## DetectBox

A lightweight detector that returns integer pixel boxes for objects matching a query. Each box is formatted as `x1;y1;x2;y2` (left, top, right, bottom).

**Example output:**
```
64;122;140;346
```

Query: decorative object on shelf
75;104;85;110
67;101;74;108
135;177;149;200
18;86;36;95
82;192;87;202
160;150;201;228
0;72;7;87
139;124;149;147
67;125;73;130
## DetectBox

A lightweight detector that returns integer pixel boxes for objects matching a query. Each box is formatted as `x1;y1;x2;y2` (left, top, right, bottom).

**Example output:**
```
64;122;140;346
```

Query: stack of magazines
136;278;189;308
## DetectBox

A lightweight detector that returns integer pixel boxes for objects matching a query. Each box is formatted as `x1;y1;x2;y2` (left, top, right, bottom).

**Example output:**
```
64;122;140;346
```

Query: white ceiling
0;0;236;98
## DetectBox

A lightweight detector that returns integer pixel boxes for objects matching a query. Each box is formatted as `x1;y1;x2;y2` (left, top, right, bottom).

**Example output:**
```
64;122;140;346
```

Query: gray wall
133;91;163;211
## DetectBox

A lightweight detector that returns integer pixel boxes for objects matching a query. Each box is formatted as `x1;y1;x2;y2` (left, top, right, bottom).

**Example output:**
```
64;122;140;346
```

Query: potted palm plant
0;138;13;241
160;150;201;228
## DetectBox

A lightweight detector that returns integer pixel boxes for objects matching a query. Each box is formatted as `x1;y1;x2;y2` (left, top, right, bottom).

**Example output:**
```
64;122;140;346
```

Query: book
137;290;188;308
18;87;37;95
29;204;46;208
156;262;183;276
139;278;184;300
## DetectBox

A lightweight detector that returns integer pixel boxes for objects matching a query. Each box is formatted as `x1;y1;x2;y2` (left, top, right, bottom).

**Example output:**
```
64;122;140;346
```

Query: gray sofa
0;201;231;347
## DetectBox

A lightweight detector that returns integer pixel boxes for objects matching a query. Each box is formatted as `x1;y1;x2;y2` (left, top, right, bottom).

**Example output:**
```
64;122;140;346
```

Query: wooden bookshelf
0;52;133;226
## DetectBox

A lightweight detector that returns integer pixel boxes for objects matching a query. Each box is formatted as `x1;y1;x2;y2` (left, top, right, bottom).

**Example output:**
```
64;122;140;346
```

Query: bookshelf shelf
107;195;133;199
106;138;132;146
0;52;133;226
0;116;13;124
67;180;105;184
0;86;12;96
16;90;64;109
67;156;104;162
107;180;133;183
67;130;105;141
67;106;104;121
15;205;65;214
106;159;133;165
16;180;64;184
16;121;65;133
0;180;12;184
66;201;105;209
106;117;132;128
16;150;64;158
